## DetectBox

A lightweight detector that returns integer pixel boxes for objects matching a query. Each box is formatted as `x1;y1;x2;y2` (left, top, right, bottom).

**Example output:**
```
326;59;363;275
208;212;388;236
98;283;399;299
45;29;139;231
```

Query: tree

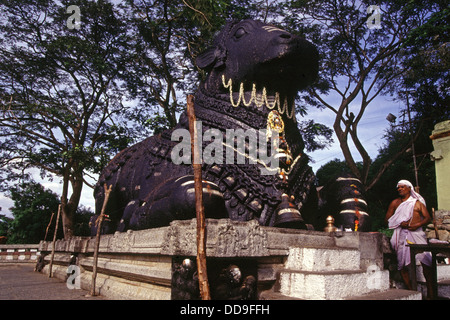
121;0;259;134
0;213;13;240
282;0;447;190
73;205;95;236
394;2;449;141
7;181;61;244
368;1;449;215
0;0;135;238
315;158;356;186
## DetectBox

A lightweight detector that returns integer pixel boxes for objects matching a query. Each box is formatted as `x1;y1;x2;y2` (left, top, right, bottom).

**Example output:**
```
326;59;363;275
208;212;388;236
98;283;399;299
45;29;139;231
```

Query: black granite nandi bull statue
93;19;361;234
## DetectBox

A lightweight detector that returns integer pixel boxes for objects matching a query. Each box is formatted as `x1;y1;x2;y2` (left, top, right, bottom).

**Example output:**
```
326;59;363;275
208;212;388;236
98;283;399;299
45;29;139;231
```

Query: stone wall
38;218;388;300
426;210;450;242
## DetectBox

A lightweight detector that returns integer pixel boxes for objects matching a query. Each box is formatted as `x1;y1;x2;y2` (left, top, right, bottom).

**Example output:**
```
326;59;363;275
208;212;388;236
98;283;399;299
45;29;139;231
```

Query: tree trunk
60;164;84;239
90;183;112;296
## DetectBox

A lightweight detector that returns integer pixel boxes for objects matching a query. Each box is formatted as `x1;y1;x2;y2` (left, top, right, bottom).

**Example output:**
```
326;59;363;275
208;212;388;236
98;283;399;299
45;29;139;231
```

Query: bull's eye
234;27;247;39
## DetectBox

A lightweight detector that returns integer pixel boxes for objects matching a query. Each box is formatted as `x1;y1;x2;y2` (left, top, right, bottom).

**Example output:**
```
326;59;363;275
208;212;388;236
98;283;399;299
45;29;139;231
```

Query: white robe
388;195;431;270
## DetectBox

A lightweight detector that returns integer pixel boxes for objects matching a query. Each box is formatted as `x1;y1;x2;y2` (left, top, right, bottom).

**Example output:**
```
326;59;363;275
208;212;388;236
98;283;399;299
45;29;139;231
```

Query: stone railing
0;244;40;263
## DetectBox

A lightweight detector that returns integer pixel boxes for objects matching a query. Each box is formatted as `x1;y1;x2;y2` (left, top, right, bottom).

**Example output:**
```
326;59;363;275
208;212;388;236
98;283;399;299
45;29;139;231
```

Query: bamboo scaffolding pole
187;94;211;300
89;183;112;296
48;204;61;278
44;211;55;241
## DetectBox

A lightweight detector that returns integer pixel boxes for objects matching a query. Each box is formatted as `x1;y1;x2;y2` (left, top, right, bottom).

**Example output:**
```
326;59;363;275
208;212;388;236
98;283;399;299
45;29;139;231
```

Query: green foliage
298;120;334;153
0;214;13;238
316;158;359;186
0;0;140;236
73;205;95;237
3;180;94;242
7;181;61;243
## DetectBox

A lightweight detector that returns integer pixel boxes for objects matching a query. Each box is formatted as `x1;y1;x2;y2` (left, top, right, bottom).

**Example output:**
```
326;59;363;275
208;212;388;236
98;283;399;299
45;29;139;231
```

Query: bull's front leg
125;175;228;231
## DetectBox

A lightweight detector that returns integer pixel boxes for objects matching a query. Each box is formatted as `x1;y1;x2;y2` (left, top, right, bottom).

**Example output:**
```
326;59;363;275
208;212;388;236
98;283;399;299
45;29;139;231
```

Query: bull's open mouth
221;75;296;120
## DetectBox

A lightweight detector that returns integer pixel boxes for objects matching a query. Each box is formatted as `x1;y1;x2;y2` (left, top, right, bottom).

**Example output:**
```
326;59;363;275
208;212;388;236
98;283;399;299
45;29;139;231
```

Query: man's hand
401;220;421;231
400;221;410;229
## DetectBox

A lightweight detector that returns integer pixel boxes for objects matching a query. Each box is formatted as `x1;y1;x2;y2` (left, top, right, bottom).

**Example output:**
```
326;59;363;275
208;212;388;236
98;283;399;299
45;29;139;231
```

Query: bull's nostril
279;33;291;39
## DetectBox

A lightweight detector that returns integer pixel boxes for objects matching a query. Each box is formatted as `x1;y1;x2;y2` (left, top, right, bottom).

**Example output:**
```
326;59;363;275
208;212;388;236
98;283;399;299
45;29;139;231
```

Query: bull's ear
196;46;226;71
196;47;217;70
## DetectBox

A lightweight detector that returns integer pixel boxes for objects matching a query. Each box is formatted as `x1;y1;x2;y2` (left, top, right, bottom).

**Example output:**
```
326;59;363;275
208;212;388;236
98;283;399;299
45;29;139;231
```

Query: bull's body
93;19;369;234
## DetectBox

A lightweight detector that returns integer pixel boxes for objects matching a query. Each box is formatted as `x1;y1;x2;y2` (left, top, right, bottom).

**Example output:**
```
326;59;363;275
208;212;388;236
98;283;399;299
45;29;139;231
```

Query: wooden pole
48;204;61;278
187;94;211;300
90;183;112;296
432;208;439;240
44;211;55;241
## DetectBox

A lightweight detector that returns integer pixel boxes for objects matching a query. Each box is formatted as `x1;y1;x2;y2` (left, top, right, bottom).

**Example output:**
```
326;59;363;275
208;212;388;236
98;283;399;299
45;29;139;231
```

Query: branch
366;121;424;190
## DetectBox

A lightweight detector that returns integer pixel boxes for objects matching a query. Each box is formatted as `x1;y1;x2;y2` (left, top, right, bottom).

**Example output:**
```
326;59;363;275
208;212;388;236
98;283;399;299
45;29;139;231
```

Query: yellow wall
431;120;450;211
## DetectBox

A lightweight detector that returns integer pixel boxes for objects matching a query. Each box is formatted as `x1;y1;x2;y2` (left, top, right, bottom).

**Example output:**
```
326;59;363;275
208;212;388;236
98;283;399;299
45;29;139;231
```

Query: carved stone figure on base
211;265;257;300
172;258;200;300
172;258;257;300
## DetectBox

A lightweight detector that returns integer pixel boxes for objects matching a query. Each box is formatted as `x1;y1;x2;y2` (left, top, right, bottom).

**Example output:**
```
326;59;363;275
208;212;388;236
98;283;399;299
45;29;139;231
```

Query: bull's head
195;19;319;178
196;19;319;97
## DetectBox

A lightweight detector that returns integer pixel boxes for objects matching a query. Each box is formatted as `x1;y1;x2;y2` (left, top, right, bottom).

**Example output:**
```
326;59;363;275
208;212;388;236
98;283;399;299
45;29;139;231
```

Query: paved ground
0;264;104;300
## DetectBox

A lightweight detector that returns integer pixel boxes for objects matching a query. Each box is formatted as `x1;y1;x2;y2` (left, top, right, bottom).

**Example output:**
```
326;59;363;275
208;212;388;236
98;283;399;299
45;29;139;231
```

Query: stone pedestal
38;219;411;300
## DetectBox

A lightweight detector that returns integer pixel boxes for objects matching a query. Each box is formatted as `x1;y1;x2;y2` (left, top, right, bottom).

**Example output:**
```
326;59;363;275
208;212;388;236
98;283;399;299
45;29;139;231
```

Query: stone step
279;268;390;300
437;280;450;299
417;279;450;299
260;288;422;300
346;289;422;300
285;247;361;272
259;289;303;300
414;264;450;282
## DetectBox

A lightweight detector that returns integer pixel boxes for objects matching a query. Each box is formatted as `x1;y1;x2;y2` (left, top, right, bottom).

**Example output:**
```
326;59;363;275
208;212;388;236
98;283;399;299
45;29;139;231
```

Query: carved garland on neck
222;75;296;120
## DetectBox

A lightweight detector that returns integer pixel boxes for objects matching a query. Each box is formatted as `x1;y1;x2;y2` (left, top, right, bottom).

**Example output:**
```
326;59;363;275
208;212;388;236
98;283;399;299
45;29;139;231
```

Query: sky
0;92;405;219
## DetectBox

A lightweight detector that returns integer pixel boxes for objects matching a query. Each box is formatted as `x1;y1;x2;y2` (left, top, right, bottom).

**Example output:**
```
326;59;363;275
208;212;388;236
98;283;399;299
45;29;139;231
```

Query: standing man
385;180;435;299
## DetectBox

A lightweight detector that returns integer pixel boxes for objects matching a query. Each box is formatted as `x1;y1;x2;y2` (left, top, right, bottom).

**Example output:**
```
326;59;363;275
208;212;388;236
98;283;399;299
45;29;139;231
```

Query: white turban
396;180;426;206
